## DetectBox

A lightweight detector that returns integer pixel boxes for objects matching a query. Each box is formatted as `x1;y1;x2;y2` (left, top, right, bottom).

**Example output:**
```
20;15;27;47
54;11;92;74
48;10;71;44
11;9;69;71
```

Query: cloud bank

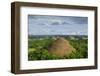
28;15;88;35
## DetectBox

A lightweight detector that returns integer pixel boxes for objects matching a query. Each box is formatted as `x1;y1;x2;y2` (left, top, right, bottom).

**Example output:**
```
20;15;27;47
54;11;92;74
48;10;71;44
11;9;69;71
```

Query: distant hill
28;34;88;40
48;37;76;57
28;34;87;38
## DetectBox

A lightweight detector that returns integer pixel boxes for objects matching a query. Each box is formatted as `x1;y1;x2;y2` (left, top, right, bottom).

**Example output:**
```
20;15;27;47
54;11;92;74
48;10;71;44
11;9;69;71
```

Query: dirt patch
48;37;75;57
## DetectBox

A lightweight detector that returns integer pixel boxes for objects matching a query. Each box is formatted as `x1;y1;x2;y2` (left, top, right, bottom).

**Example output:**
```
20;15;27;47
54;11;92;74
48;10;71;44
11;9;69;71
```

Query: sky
28;15;88;35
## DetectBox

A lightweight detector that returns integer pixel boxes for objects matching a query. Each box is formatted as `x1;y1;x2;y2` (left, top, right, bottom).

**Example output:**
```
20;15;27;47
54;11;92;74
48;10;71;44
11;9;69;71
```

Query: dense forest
28;36;88;60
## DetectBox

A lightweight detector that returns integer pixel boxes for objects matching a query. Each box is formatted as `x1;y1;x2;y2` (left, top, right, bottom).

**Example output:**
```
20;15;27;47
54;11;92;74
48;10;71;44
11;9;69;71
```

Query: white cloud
28;15;88;35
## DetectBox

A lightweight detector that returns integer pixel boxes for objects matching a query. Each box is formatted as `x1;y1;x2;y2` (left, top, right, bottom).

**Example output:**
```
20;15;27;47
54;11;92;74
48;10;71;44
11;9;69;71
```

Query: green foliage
28;37;88;60
69;39;88;58
28;49;60;60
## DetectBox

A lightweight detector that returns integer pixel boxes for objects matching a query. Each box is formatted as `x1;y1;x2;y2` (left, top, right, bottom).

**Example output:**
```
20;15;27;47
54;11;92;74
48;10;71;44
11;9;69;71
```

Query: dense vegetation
28;36;88;60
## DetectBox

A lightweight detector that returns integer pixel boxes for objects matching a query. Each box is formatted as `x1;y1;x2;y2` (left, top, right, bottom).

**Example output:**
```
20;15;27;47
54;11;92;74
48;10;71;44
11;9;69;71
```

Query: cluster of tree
28;37;88;60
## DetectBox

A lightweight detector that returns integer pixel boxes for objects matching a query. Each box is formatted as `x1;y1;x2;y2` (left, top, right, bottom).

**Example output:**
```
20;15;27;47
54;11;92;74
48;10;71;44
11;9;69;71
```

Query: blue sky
28;15;88;35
